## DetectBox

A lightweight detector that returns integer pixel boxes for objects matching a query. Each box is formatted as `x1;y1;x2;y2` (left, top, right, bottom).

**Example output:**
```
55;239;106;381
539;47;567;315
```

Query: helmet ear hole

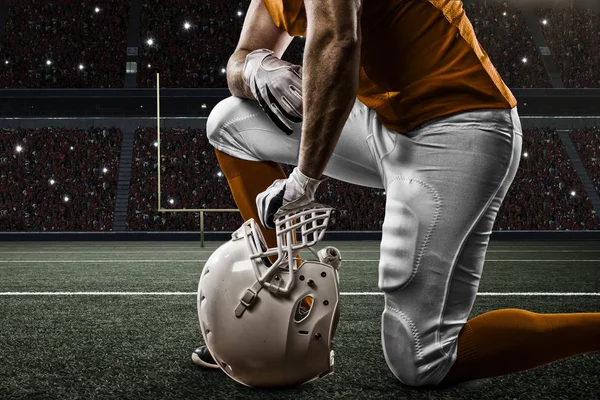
294;295;314;323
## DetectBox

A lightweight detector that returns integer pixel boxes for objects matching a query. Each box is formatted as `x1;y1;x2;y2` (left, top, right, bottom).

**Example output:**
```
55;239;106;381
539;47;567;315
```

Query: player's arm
299;0;362;179
227;0;294;99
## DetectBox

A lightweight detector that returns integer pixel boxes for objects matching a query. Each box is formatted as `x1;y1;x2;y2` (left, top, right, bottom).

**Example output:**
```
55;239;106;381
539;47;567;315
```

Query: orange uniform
263;0;517;133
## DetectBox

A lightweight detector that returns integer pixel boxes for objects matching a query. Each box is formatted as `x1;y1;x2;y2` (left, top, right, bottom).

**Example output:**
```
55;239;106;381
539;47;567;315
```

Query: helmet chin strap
234;279;264;318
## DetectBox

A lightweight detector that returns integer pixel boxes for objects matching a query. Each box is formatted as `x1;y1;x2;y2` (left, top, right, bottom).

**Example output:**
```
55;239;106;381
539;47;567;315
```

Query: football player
193;0;600;387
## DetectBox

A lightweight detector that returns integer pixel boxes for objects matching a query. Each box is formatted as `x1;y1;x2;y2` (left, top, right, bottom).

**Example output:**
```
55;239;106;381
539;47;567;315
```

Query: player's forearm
226;50;255;100
299;37;360;180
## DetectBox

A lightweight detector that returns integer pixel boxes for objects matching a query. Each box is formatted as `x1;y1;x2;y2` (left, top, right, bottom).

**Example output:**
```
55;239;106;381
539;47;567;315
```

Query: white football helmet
197;207;342;388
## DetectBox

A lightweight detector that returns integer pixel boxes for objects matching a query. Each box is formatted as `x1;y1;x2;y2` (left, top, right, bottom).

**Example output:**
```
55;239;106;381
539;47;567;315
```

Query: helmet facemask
240;206;335;295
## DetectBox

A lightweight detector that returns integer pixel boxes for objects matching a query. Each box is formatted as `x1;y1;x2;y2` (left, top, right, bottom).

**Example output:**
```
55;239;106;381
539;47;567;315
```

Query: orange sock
443;308;600;383
214;149;286;249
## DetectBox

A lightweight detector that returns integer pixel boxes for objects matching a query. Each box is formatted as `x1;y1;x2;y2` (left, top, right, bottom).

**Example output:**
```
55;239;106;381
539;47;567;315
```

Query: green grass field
1;241;599;400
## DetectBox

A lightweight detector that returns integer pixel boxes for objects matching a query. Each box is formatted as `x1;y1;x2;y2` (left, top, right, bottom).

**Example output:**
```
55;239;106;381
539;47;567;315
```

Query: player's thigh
206;96;383;188
378;108;522;386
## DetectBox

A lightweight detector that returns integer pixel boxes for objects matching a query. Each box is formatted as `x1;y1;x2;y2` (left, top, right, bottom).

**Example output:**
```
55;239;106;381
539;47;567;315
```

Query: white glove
256;167;325;230
243;49;303;136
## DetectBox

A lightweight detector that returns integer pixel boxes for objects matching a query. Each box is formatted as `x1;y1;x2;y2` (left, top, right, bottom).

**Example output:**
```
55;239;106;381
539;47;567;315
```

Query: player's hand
256;167;325;230
243;49;303;136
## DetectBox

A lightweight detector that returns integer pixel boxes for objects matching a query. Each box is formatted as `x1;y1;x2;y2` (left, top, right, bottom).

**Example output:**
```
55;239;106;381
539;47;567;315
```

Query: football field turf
1;240;599;399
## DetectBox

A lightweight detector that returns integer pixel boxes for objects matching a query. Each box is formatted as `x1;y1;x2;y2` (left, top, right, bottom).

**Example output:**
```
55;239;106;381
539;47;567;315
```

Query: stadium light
542;19;548;25
523;152;529;158
15;145;23;153
148;64;151;68
217;171;223;177
220;68;226;74
237;10;243;17
153;141;158;147
64;196;70;202
94;7;100;13
46;60;52;66
147;38;155;46
4;60;8;65
571;191;576;197
70;146;74;150
522;57;528;63
102;167;108;173
184;22;192;30
169;198;175;204
79;64;84;70
201;104;207;109
502;11;507;16
49;179;55;185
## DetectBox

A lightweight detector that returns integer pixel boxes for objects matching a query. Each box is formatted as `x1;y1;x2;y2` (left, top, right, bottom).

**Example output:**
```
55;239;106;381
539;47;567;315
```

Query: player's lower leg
442;308;600;383
214;148;285;249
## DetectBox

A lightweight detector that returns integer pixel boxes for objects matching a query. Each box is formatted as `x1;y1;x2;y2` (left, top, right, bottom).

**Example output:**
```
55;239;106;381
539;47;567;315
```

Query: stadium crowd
0;127;121;231
0;1;597;88
536;6;600;88
137;0;246;88
0;0;598;232
1;126;598;231
495;127;597;230
571;127;600;196
0;0;129;88
465;2;551;88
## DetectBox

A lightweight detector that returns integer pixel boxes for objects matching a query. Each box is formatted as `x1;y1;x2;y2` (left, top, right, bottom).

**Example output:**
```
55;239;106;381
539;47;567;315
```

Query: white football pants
206;96;523;387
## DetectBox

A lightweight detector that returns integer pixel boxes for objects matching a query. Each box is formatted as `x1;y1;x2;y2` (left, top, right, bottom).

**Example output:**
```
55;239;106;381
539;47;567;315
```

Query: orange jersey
263;0;517;133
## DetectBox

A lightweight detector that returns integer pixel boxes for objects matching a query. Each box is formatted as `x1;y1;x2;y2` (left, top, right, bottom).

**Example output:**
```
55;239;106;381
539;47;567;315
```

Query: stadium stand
137;0;247;88
0;127;122;231
536;6;600;88
0;0;130;88
496;127;598;230
571;127;600;196
465;1;551;88
1;1;597;88
0;1;598;232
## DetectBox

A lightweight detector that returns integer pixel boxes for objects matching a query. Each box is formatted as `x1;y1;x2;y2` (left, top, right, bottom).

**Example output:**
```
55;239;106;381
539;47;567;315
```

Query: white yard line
0;291;599;296
1;259;600;263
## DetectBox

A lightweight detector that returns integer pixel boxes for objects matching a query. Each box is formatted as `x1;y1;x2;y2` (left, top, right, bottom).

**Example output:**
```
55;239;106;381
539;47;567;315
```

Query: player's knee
206;96;243;145
381;306;452;387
